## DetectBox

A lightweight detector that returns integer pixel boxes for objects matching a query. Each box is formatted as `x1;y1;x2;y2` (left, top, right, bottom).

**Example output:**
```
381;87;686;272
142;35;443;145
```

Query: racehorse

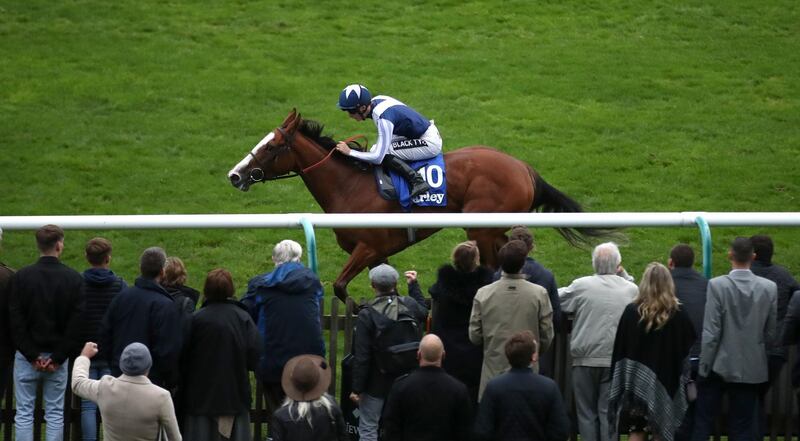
228;109;606;301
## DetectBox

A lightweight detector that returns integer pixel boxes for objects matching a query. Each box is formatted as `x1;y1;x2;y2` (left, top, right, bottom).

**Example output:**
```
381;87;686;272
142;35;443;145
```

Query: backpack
368;296;422;376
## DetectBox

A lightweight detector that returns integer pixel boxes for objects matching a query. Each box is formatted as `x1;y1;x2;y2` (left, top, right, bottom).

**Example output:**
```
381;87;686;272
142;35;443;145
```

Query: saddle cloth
374;154;447;210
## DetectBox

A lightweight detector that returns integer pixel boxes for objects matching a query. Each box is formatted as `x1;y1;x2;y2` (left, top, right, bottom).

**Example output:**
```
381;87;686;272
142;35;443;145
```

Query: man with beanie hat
350;264;428;441
72;341;181;441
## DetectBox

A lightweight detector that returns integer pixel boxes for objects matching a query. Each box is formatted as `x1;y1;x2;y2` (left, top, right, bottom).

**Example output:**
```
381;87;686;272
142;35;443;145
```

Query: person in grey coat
559;242;638;441
691;237;777;441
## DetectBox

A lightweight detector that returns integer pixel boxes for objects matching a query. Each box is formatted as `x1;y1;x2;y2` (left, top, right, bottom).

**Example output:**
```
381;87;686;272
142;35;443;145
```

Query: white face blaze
227;131;275;180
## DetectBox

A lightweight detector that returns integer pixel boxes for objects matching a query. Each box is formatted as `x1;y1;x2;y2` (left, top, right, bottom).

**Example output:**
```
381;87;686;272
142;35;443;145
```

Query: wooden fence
1;296;797;440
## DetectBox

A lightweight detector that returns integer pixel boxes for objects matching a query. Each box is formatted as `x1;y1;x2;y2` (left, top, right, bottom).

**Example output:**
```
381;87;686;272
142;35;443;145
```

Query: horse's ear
281;109;298;127
287;111;302;132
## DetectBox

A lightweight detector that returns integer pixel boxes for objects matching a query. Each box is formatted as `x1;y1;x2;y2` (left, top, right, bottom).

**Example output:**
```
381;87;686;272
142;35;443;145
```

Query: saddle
374;154;447;210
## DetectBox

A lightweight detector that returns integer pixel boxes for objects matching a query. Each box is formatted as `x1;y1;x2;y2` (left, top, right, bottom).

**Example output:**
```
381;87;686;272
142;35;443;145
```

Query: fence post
299;216;318;274
328;297;339;396
695;215;712;279
343;297;355;355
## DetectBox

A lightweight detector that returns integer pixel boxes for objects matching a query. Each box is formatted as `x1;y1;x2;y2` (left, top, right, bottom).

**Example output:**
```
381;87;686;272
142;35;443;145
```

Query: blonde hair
451;240;480;273
635;262;679;332
162;256;187;287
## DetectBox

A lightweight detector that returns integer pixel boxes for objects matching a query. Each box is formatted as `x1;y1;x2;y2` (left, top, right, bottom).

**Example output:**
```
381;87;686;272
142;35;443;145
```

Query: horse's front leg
333;242;382;303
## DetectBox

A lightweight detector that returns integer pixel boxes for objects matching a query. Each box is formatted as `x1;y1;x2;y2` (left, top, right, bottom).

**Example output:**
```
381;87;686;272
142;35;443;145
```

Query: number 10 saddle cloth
374;153;447;210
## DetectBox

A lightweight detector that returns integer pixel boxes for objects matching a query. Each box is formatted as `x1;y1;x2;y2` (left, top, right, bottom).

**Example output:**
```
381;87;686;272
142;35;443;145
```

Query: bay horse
228;109;605;301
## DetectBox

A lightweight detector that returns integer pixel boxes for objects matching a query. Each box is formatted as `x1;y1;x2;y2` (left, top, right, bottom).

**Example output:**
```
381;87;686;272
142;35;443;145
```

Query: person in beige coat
469;240;554;400
72;341;182;441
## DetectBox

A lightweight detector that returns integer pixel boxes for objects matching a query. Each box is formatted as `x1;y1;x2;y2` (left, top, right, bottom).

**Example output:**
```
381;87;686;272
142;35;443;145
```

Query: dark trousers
675;360;699;441
757;354;786;437
0;359;11;406
796;390;800;436
690;373;760;441
262;381;286;436
539;348;555;379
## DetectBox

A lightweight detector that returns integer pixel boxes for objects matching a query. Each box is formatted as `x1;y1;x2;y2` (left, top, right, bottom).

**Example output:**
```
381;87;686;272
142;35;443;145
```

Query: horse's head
228;109;303;192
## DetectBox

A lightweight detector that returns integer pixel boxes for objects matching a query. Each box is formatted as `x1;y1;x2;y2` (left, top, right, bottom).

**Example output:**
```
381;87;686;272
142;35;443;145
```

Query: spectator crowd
0;224;797;441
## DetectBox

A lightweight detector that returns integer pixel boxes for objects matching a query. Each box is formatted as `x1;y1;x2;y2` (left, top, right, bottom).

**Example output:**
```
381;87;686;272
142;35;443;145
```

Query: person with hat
334;84;442;198
350;263;428;441
271;354;348;441
71;341;182;441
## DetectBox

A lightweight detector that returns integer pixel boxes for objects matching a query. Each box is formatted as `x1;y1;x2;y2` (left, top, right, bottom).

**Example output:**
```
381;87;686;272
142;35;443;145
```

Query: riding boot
382;155;430;198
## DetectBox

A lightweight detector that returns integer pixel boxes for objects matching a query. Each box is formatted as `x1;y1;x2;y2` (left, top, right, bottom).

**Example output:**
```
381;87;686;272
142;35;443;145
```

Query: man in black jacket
669;244;708;441
100;246;183;390
381;334;472;441
0;227;16;402
350;264;428;441
749;234;800;437
782;288;800;435
9;224;85;440
474;330;570;441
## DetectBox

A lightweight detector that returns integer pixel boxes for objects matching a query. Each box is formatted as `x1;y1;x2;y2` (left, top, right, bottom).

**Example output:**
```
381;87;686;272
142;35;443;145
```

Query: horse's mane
298;119;337;150
298;119;371;172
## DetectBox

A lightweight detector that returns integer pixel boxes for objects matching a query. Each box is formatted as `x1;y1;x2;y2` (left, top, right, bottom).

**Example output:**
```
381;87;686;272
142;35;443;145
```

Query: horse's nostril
230;173;241;185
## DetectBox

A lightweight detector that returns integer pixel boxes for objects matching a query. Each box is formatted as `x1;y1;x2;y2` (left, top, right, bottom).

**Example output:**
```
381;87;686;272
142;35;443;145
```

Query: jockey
335;84;442;198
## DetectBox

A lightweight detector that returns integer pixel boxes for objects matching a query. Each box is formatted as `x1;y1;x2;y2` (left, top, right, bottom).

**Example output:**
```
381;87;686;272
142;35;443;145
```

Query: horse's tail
530;170;616;247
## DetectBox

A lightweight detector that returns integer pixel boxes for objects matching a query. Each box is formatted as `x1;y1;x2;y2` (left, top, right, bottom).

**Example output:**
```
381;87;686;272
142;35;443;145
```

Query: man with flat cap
350;264;428;441
72;341;182;441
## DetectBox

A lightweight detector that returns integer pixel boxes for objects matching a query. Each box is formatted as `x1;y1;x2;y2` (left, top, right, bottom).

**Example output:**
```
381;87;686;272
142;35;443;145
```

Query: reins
301;134;368;174
250;129;367;183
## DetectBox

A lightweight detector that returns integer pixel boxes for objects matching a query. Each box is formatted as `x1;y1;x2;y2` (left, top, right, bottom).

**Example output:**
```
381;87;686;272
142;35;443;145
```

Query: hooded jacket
243;262;325;383
81;268;126;363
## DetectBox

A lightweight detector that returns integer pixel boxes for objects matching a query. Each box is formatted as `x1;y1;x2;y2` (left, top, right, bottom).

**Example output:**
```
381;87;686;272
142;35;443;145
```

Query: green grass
1;0;799;300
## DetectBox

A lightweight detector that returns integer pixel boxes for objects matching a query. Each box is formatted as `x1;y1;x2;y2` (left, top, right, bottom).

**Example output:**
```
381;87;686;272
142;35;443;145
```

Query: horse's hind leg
333;242;383;303
466;228;508;269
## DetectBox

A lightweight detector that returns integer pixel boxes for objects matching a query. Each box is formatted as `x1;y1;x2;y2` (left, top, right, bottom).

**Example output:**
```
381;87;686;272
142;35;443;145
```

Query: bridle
247;126;299;183
247;126;365;184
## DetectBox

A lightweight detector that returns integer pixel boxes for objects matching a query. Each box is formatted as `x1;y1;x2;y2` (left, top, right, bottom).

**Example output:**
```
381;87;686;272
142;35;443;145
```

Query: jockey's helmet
338;84;372;110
